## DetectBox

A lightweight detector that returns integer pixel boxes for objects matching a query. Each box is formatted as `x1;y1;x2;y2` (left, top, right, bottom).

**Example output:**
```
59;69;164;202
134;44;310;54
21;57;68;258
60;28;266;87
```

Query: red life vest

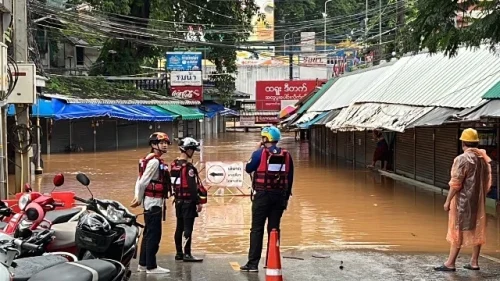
138;154;168;198
253;148;290;191
170;160;207;205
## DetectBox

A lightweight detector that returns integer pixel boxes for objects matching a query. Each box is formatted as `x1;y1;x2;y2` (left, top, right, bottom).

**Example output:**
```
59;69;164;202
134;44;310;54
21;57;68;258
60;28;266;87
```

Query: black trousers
175;201;198;255
247;192;286;267
139;206;162;269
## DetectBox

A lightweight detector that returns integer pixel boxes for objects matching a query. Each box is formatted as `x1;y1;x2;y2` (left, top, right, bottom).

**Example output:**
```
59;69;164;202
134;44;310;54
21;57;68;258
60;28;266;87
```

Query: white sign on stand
205;161;244;187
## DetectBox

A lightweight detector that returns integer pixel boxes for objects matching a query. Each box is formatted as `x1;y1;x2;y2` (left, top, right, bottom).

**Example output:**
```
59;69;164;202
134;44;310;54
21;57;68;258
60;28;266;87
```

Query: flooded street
22;133;500;257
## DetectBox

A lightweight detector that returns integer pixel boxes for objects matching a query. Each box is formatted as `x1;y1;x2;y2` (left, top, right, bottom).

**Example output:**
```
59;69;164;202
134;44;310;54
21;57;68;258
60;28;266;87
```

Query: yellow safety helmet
459;128;479;142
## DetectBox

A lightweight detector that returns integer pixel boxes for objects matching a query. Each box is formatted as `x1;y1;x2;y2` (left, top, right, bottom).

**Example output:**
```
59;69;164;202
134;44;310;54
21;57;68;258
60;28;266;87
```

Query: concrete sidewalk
130;250;500;281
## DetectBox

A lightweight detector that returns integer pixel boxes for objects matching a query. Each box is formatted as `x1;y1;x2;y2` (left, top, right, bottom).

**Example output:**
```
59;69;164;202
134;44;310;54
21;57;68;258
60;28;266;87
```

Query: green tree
407;0;500;56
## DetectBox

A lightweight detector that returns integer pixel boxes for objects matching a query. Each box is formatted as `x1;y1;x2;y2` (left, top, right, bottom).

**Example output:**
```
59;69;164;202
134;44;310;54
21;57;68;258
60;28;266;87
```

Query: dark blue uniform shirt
245;145;294;199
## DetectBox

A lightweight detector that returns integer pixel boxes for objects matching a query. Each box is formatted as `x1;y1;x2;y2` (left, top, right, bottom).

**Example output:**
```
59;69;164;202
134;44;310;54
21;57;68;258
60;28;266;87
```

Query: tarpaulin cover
198;102;225;118
8;98;54;117
52;99;175;121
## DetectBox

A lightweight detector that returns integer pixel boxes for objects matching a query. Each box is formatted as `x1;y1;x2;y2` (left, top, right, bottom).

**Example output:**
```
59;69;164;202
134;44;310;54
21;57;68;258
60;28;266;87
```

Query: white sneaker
146;266;170;274
137;265;146;272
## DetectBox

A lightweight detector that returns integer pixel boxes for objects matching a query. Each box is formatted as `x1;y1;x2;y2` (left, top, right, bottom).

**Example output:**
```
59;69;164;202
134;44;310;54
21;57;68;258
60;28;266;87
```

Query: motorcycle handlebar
13;239;42;252
53;202;64;207
74;196;90;204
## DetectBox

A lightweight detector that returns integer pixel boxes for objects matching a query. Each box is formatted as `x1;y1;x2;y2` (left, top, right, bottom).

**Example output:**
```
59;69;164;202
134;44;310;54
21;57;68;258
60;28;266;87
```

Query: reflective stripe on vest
253;148;290;190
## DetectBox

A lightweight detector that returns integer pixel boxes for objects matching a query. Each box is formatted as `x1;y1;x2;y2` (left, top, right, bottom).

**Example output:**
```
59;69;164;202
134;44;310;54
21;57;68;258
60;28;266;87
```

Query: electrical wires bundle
1;56;19;101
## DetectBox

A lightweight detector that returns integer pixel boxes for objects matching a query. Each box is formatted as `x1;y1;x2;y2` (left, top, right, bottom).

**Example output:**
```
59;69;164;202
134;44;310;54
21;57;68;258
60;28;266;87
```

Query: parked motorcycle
73;173;144;280
0;227;126;281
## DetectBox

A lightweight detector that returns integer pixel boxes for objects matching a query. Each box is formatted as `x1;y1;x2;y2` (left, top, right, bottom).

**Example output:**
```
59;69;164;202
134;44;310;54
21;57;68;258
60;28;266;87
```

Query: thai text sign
255;80;322;111
171;71;202;86
166;52;202;71
205;161;244;187
170;86;203;101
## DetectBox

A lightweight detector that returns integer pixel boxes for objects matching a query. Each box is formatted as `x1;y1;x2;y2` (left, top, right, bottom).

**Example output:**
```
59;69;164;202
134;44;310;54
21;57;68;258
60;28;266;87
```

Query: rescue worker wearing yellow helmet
434;128;492;272
240;126;295;272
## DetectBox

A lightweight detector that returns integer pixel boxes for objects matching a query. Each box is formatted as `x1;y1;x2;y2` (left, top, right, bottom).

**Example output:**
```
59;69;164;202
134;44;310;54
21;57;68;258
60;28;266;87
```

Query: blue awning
52;99;175;121
297;111;329;129
198;102;225;118
8;98;54;117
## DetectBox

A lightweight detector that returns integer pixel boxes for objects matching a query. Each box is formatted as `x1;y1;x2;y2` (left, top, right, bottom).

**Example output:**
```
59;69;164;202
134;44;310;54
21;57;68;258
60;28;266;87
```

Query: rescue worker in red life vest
131;132;172;274
171;137;206;263
240;126;295;272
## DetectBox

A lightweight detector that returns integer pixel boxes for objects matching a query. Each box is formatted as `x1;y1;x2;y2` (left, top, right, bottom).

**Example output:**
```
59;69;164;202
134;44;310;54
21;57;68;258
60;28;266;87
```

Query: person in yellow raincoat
434;128;492;272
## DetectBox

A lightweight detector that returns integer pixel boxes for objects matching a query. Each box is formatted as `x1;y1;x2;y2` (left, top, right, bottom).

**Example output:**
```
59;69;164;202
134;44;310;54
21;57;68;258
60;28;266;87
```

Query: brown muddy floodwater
16;133;500;257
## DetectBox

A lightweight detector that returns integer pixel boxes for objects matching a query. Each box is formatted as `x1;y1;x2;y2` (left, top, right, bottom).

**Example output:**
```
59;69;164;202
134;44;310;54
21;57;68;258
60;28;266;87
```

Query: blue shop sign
166;52;202;71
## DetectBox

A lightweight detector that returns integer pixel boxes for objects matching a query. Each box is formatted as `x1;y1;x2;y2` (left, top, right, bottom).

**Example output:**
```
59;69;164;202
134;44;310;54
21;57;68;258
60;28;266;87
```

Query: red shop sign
255;80;325;111
170;86;203;101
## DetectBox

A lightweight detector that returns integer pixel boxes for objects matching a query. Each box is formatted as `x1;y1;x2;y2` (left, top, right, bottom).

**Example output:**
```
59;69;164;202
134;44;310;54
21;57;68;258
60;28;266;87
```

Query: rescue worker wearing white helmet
170;137;207;262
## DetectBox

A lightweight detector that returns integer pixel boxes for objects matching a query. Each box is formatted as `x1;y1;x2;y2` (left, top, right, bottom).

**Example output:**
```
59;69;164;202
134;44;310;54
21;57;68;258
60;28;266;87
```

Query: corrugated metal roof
454;99;500;121
297;78;336;114
482;81;500;99
307;63;396;112
326;103;433;132
354;46;500;108
316;109;341;125
293;111;321;125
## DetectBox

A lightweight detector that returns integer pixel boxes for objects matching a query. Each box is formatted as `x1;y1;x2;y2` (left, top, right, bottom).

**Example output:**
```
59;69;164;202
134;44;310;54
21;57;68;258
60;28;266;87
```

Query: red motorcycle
0;174;86;253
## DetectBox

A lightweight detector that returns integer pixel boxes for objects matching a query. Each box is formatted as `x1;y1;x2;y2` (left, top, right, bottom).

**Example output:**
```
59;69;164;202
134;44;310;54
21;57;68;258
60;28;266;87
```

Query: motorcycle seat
28;259;119;281
12;255;69;281
45;207;82;224
121;224;139;250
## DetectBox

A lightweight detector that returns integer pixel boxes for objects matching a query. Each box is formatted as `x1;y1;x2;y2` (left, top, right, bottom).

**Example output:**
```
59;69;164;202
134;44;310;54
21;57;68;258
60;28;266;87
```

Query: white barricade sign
205;161;244;187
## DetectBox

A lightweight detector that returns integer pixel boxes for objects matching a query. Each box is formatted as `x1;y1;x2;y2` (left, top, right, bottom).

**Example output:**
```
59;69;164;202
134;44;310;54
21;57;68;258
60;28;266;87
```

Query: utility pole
13;0;31;193
0;1;11;200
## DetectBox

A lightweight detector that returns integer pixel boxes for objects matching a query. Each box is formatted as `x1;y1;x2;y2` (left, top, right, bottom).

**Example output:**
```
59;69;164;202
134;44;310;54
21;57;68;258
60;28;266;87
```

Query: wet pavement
129;250;500;281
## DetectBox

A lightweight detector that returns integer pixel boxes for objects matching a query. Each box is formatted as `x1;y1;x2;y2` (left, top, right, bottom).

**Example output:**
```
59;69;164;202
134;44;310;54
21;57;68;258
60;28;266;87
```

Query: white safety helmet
179;137;200;152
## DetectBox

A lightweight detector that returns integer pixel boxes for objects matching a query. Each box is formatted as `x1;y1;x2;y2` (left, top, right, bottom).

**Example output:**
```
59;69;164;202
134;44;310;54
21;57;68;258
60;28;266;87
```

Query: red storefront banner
255;116;280;124
255;80;326;111
170;86;203;101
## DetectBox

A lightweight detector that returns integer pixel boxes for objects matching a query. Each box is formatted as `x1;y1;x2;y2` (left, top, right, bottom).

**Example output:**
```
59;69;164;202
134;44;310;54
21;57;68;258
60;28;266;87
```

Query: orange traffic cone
266;228;283;281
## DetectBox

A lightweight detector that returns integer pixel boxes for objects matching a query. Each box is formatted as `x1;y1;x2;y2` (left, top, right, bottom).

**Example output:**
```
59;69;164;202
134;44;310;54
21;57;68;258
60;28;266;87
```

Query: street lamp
323;0;332;52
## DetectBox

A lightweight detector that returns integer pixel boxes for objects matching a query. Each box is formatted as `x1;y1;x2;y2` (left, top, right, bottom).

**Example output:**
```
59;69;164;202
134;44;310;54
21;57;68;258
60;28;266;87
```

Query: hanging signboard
170;71;203;86
166;52;202;71
170;86;203;101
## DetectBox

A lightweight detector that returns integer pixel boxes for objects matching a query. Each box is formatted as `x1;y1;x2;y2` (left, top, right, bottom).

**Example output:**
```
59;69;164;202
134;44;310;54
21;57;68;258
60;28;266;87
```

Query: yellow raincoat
447;148;492;247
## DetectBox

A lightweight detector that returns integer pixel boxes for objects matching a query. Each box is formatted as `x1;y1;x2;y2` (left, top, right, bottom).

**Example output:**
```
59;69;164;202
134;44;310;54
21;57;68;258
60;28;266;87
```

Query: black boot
175;253;184;261
183;254;203;262
240;263;258;272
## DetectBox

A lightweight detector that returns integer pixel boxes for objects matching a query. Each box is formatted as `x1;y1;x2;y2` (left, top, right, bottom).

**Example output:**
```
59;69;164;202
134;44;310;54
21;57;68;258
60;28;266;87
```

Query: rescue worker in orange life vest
240;126;294;272
131;132;172;274
171;137;206;262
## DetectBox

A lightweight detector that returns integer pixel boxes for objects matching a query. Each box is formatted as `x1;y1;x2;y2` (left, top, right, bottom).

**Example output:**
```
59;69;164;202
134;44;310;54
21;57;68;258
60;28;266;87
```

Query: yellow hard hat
459;128;479;142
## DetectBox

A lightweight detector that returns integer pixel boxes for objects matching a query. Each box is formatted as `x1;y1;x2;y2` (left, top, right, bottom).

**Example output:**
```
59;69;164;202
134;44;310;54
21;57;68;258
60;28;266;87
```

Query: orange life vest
138;154;169;198
253;148;290;191
170;160;207;204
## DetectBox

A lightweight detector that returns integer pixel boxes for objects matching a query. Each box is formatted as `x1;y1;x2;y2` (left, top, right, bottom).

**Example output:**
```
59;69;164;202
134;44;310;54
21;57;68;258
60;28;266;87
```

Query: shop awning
8;98;54;117
326;103;433;132
406;107;461;128
297;111;329;129
52;99;175;121
315;109;341;125
198;102;225;118
156;104;204;120
292;111;321;126
453;99;500;121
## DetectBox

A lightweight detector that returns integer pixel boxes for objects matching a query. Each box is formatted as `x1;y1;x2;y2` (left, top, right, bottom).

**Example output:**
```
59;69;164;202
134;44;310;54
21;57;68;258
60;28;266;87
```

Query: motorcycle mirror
24;183;32;192
76;173;94;199
76;173;90;186
53;173;65;187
